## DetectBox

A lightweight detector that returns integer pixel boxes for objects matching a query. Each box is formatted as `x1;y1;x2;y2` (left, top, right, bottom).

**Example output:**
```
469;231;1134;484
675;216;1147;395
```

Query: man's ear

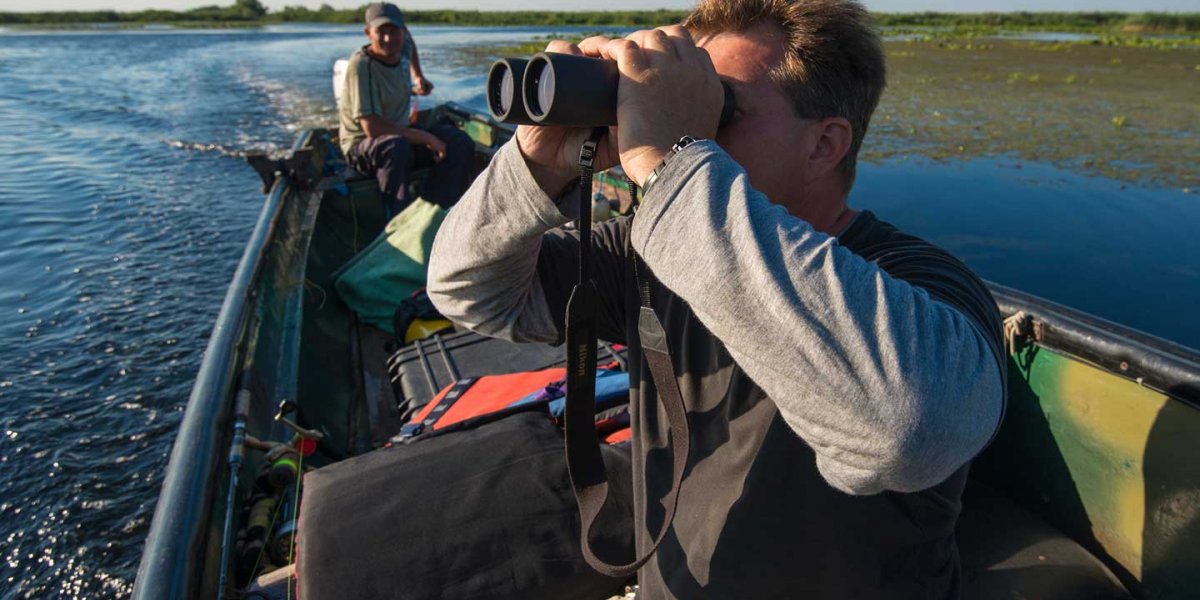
364;26;371;38
805;117;852;181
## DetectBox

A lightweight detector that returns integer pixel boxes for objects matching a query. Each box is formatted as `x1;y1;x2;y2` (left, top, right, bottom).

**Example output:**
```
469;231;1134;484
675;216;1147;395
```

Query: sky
0;0;1195;13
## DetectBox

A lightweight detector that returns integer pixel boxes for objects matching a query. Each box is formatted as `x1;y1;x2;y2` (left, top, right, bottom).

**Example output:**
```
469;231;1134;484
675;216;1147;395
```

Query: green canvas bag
333;198;446;331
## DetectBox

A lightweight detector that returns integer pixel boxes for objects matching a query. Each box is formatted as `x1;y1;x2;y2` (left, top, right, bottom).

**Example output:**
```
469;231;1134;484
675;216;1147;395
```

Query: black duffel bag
296;409;634;600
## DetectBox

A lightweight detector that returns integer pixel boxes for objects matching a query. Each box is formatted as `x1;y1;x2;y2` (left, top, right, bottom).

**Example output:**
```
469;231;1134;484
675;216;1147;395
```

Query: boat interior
146;104;1200;600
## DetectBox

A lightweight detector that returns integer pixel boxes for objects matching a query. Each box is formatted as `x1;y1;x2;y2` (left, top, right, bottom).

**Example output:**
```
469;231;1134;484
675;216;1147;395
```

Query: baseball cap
364;2;405;30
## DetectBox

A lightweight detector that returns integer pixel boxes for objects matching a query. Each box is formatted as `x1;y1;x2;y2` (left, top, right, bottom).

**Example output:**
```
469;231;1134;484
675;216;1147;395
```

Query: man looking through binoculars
429;0;1006;597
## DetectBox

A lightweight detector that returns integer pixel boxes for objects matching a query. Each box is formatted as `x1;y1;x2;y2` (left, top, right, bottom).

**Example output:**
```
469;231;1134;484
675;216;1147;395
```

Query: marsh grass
888;28;1200;50
451;32;620;69
869;40;1198;189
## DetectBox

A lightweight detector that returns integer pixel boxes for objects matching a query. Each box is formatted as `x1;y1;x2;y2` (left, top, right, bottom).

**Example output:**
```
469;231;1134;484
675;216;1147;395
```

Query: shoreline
3;10;1198;34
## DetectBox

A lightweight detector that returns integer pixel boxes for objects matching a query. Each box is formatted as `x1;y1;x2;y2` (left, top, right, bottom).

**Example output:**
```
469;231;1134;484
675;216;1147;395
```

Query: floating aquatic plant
862;39;1195;189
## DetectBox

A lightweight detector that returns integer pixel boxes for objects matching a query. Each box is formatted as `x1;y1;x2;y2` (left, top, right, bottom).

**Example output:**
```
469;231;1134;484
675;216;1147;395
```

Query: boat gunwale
131;131;312;600
989;281;1200;407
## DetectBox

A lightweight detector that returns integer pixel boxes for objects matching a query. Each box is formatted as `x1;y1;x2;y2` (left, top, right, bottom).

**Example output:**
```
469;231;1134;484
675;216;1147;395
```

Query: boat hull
134;108;1200;599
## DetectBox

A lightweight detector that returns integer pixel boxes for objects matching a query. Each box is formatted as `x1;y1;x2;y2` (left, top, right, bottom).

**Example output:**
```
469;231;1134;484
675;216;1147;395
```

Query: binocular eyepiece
487;52;736;129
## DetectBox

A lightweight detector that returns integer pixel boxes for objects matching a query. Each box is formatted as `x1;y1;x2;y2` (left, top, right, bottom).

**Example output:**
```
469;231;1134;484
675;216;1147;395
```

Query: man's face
367;23;406;59
698;23;817;210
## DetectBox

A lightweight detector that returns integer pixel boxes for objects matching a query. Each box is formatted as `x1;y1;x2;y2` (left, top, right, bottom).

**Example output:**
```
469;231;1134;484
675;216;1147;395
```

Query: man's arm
406;29;432;95
357;114;412;138
427;140;627;344
633;141;1006;496
358;115;445;161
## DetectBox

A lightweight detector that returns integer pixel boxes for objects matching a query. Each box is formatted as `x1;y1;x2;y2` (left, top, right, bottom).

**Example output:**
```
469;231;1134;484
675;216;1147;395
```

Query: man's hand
413;129;446;162
579;26;724;187
514;40;621;197
412;75;434;96
515;29;723;194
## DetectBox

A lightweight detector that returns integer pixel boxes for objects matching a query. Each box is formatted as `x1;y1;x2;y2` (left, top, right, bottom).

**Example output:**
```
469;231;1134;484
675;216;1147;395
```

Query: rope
303;278;328;310
249;495;283;581
350;192;360;251
1003;311;1030;354
286;450;305;600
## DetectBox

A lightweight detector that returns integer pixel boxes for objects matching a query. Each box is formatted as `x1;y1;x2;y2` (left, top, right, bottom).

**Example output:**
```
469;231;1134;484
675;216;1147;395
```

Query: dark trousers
348;123;474;218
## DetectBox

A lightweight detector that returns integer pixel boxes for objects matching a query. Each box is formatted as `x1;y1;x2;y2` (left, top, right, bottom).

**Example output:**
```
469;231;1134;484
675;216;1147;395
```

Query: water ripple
0;23;498;598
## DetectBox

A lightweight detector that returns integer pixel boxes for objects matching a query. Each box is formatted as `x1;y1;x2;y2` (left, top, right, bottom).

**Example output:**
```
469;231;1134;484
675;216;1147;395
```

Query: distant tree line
874;11;1200;33
268;7;689;26
0;0;269;24
1;4;1196;33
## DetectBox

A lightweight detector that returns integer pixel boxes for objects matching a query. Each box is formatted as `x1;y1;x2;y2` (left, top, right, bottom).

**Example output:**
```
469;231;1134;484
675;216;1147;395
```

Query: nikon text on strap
563;131;691;578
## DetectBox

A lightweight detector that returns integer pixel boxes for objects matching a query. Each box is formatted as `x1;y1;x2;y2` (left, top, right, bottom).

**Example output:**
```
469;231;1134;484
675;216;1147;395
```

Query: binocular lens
499;69;514;114
537;63;554;117
486;58;534;124
530;61;555;118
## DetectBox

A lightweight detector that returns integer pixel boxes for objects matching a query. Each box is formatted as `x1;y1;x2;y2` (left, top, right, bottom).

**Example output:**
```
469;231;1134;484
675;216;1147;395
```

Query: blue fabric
508;369;629;417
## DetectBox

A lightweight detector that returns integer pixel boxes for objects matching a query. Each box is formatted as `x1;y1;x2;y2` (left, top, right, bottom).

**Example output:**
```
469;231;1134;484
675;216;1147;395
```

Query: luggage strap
397;376;478;439
564;129;691;578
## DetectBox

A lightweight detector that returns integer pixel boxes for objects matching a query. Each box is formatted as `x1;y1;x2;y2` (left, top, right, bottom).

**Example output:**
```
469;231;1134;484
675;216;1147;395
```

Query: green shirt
338;42;413;156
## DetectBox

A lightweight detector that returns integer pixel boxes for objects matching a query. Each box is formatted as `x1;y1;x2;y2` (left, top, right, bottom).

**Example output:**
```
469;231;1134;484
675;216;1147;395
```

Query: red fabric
409;368;566;431
603;428;632;444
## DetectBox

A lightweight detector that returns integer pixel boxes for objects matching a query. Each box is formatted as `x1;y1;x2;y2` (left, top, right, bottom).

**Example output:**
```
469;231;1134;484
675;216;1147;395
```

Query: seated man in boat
428;0;1006;597
338;2;474;218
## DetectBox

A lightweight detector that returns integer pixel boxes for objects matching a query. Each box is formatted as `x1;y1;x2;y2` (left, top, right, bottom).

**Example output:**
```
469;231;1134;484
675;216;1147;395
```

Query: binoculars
487;52;736;128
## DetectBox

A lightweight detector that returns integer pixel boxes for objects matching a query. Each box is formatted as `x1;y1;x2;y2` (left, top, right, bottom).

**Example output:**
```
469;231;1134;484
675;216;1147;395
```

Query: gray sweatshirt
430;139;1007;598
428;139;1004;495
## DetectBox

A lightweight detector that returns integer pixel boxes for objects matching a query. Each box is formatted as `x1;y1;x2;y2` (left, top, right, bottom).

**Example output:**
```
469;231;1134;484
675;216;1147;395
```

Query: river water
0;23;1196;599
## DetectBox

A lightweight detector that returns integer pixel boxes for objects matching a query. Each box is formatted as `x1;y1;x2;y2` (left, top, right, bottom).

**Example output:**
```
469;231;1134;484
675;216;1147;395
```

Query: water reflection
851;156;1200;349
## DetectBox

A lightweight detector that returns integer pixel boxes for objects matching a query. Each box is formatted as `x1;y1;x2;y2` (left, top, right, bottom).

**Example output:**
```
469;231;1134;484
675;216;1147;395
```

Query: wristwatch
641;136;702;196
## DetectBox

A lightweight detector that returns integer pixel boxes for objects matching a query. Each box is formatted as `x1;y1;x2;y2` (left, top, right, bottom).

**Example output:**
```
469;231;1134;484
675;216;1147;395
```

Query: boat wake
163;138;290;160
233;64;338;136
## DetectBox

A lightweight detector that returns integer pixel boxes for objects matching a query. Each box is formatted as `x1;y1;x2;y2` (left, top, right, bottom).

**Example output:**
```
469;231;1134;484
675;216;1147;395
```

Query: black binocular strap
563;131;691;579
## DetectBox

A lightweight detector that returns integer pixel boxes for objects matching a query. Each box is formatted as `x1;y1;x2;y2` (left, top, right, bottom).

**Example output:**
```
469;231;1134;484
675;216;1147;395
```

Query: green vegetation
453;32;623;66
870;40;1198;189
271;7;688;26
875;11;1200;33
0;0;269;27
0;6;687;28
2;5;1197;34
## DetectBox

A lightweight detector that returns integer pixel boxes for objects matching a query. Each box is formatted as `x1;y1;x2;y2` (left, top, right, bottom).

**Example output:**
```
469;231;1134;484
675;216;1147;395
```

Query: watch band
641;136;701;196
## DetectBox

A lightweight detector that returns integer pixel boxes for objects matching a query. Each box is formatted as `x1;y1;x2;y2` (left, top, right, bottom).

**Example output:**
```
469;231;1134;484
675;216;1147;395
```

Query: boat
130;101;1200;599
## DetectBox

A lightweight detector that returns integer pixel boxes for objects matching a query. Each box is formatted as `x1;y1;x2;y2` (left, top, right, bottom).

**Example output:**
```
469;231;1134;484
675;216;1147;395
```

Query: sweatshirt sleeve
427;140;629;346
631;141;1006;495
